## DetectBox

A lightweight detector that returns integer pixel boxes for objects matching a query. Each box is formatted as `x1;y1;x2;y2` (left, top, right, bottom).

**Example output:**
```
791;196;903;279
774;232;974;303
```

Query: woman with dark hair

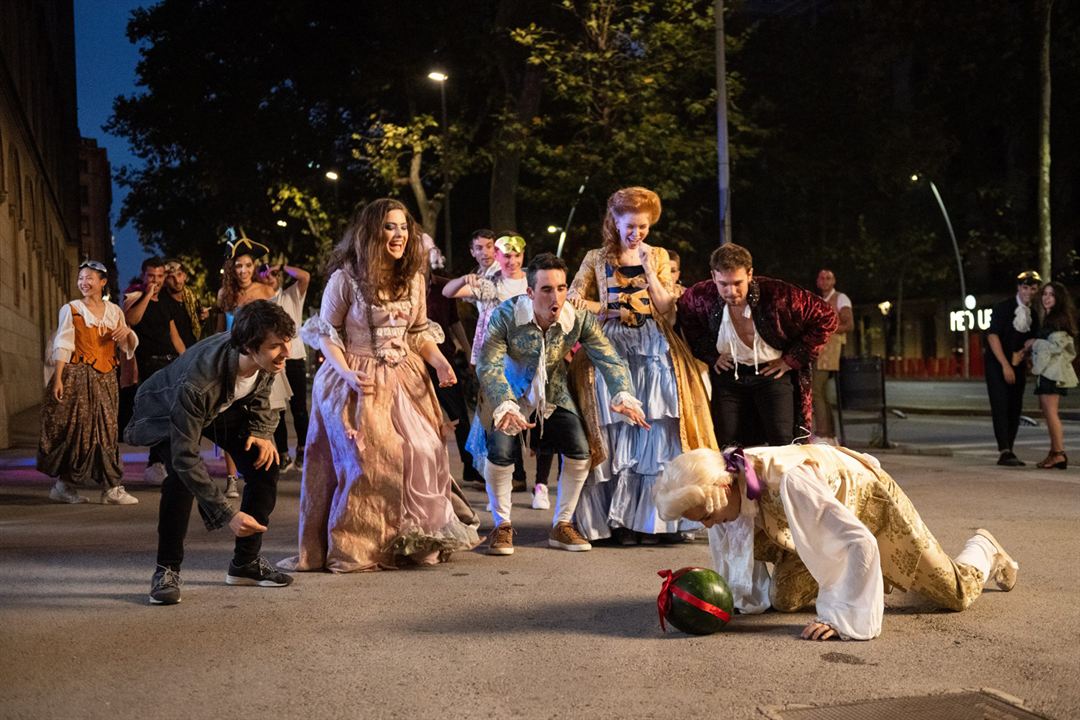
1023;281;1078;469
39;260;140;504
280;198;479;572
567;186;715;544
215;237;283;497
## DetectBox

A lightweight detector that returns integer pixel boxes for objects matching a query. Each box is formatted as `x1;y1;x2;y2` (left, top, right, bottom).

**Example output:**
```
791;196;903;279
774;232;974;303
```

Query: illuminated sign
950;308;992;332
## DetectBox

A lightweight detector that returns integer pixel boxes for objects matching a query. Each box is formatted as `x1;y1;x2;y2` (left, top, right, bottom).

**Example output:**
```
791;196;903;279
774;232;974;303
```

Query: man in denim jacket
477;253;648;556
126;300;295;604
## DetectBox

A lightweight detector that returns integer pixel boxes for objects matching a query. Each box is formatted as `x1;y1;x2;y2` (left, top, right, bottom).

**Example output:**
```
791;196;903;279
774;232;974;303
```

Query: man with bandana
476;253;649;555
983;270;1041;466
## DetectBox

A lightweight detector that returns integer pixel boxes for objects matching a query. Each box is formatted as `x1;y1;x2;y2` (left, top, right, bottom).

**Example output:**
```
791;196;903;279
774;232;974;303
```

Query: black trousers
428;365;484;483
284;358;309;452
984;353;1027;452
713;365;797;446
156;407;279;570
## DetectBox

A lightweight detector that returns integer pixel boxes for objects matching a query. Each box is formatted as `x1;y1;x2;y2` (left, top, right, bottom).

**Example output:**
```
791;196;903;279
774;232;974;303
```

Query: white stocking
485;462;515;528
955;534;996;582
554;457;591;526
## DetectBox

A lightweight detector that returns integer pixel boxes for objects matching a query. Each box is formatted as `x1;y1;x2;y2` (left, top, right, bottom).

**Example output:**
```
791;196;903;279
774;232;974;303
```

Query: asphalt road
1;431;1078;720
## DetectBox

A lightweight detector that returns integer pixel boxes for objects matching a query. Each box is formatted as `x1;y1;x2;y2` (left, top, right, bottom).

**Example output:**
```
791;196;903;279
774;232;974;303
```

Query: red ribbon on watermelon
657;568;732;632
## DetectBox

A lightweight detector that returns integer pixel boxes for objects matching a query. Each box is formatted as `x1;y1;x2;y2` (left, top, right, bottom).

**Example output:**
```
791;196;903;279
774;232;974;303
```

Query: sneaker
612;527;638;546
531;484;551;510
487;523;515;556
101;485;139;505
295;447;304;466
149;565;182;605
143;462;168;485
224;475;240;499
975;528;1019;591
226;556;294;587
997;451;1025;467
549;522;592;552
48;480;88;504
279;455;295;473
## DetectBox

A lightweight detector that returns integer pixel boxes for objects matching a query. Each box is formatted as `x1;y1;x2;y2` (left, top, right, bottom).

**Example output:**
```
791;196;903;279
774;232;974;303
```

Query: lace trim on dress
301;315;345;351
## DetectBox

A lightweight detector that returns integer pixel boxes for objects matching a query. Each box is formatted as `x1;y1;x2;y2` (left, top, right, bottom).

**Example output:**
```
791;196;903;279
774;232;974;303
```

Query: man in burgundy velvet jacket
676;244;837;447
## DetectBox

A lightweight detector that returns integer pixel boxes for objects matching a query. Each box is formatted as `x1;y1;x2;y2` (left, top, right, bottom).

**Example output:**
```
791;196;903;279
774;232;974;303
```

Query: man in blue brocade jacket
477;253;649;557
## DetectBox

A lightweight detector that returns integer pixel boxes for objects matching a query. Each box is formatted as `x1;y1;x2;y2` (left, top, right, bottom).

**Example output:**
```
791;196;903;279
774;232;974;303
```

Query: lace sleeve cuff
300;315;345;351
492;400;527;434
610;391;643;423
406;321;445;352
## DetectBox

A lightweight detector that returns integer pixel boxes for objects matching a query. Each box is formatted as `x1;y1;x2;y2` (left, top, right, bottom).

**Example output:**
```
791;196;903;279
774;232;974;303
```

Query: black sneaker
149;565;182;605
226;557;294;587
997;451;1025;467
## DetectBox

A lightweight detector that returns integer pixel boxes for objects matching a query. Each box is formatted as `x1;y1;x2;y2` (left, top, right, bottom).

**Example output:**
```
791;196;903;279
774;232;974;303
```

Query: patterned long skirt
37;363;123;487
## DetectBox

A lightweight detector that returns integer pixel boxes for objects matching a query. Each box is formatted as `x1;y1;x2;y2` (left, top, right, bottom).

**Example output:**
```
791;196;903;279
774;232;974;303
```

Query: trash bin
836;356;889;447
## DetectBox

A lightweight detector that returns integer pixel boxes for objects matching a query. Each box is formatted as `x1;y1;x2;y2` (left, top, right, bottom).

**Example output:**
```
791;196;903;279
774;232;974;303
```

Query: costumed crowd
37;186;1073;640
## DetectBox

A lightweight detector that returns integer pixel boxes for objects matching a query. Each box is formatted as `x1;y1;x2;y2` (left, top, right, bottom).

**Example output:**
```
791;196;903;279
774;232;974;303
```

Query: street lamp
428;70;452;269
911;173;970;378
325;170;340;204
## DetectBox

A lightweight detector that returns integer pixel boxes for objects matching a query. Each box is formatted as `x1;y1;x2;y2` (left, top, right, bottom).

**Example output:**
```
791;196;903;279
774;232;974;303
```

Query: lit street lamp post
911;174;970;379
428;71;452;269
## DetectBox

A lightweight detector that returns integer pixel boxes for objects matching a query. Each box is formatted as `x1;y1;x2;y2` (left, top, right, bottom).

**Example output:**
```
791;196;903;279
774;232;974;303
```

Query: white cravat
1013;294;1032;333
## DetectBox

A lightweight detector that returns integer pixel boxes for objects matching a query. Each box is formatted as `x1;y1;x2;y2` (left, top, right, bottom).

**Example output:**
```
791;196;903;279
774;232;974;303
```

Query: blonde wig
655;448;734;522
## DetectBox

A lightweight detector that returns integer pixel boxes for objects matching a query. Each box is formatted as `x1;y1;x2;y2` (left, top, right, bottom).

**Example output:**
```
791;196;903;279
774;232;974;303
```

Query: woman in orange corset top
38;260;140;505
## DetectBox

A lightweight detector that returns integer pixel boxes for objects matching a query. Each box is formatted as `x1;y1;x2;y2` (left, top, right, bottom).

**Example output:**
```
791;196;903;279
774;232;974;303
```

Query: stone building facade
0;0;81;448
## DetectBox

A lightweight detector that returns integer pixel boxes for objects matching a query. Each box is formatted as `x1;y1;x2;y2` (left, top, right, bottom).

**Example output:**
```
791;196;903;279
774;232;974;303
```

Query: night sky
74;0;147;287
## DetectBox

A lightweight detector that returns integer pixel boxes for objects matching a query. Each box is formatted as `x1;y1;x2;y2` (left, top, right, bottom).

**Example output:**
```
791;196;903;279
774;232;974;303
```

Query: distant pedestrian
163;258;209;345
667;248;687;299
982;270;1041;466
39;261;139;505
811;268;853;445
123;257;188;485
125;300;296;605
1023;281;1077;470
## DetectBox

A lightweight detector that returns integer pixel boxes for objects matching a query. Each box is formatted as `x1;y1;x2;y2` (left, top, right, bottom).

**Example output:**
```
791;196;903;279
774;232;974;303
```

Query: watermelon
657;567;734;635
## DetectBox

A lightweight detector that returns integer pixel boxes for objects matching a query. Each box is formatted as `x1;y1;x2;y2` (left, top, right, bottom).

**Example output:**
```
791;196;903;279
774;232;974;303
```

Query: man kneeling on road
126;300;295;604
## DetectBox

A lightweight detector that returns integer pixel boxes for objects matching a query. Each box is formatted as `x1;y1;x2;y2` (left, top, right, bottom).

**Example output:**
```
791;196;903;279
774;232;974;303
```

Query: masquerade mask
495;235;526;254
1016;270;1042;286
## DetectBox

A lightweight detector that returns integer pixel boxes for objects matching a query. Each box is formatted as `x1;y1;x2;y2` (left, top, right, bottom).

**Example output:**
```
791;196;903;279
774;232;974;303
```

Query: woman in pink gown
280;199;479;572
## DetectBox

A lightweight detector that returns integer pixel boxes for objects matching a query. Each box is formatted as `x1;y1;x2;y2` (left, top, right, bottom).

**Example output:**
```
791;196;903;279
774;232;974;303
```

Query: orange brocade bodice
70;306;119;373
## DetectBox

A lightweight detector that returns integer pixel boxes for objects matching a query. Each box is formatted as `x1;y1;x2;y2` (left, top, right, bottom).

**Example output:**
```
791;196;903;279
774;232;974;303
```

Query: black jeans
984;353;1026;452
156;406;279;570
138;356;177;467
713;365;797;446
428;365;483;483
285;358;309;452
487;407;590;465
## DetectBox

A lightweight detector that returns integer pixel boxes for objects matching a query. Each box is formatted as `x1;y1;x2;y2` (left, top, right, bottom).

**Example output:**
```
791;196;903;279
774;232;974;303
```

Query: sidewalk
884;378;1079;419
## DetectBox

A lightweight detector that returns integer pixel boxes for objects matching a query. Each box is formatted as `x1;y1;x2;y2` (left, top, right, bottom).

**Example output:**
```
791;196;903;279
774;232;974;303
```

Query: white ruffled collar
512;295;576;334
1013;294;1032;333
70;299;121;328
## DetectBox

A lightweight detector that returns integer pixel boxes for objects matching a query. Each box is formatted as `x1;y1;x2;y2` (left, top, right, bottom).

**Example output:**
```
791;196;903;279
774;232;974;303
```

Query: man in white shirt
811;268;854;444
655;445;1018;641
259;261;311;468
676;244;838;447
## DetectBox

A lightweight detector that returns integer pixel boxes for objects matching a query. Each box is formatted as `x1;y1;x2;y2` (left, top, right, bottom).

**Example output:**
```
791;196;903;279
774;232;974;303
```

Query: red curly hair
601;186;662;263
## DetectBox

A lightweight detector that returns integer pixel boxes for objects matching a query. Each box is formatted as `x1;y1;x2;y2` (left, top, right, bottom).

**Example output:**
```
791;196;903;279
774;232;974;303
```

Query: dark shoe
149;565;182;605
226;557;294;587
295;447;304;466
612;527;638;546
997;451;1025;467
1036;451;1067;470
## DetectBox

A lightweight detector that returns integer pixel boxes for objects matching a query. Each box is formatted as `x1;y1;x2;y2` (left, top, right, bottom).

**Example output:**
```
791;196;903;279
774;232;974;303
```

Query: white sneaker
224;476;240;499
102;485;139;505
531;484;551;510
143;463;167;486
49;480;88;504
